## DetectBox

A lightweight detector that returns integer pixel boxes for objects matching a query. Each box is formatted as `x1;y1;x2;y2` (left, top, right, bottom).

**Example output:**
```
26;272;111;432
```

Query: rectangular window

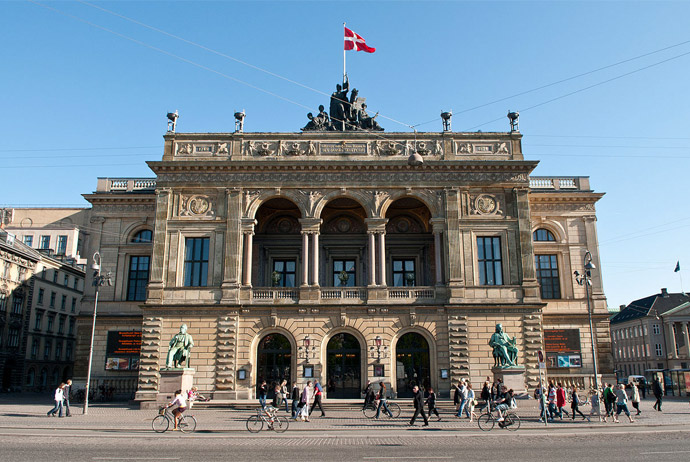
183;237;209;287
272;260;296;287
44;341;52;360
11;296;22;315
68;318;75;335
56;235;68;255
73;278;79;290
55;341;62;360
71;297;76;313
49;292;56;308
535;254;561;299
52;271;58;283
643;324;648;336
655;343;663;356
127;256;150;301
0;293;7;311
2;262;9;279
333;259;356;287
31;339;39;359
39;235;50;250
47;316;54;332
477;236;503;285
17;266;26;282
37;288;45;305
60;295;66;311
58;316;65;334
24;235;33;247
392;259;416;287
652;324;660;335
35;312;43;330
65;342;73;360
8;328;19;348
63;274;69;286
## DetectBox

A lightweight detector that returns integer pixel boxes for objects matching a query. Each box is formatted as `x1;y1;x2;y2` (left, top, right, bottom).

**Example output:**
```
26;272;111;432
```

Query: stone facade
74;130;612;402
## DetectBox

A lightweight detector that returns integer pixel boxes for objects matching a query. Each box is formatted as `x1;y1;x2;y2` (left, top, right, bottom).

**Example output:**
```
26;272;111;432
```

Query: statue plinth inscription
320;143;368;155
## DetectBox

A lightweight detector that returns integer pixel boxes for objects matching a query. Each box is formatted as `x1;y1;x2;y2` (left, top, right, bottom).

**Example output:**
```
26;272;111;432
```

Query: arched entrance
257;333;292;398
326;333;361;398
395;332;430;398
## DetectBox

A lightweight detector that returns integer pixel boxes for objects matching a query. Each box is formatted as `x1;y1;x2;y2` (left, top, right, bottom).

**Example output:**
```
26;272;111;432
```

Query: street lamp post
574;250;600;394
83;252;112;415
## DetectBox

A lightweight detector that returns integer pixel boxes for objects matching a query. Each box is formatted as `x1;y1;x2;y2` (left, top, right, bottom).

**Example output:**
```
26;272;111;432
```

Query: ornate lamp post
574;250;599;394
299;335;316;363
369;335;389;362
83;252;112;415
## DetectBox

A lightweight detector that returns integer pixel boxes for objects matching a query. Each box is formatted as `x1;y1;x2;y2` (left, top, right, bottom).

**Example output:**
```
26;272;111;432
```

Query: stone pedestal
157;368;195;403
492;366;527;394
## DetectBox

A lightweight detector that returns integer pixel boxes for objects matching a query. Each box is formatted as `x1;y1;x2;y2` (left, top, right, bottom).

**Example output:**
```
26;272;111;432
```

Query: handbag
297;401;305;408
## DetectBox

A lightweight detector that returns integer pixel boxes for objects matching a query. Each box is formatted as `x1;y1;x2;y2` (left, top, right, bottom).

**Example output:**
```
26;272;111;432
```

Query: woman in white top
167;389;187;430
467;383;478;422
298;381;311;422
47;383;65;417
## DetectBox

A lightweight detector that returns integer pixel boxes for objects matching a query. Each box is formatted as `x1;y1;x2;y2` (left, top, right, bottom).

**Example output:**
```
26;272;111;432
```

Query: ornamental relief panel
179;194;215;218
240;139;443;158
470;193;504;217
175;142;231;157
456;141;511;156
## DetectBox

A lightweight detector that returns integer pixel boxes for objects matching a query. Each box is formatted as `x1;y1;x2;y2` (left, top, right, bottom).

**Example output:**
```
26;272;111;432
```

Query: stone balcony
249;286;438;305
529;176;590;191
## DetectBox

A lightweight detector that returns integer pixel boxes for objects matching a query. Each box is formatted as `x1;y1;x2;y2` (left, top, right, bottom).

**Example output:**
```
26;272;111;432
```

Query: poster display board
544;329;582;368
105;331;142;371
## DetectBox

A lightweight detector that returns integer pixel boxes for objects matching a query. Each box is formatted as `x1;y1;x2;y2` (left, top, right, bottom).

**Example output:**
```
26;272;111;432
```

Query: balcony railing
388;287;436;300
252;288;299;301
97;178;157;192
529;176;584;190
321;287;367;301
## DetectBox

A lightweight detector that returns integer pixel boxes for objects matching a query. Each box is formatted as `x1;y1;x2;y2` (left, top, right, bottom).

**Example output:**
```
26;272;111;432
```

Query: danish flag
344;27;376;53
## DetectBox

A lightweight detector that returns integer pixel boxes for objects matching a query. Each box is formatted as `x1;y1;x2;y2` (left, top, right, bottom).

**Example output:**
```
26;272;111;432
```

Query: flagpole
343;22;347;85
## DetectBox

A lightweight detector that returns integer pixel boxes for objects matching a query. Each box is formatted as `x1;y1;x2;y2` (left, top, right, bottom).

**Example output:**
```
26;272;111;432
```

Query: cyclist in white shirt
166;389;187;430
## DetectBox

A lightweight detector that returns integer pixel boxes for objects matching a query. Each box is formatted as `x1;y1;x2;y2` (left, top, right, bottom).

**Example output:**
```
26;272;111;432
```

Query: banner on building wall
544;329;582;368
105;331;142;371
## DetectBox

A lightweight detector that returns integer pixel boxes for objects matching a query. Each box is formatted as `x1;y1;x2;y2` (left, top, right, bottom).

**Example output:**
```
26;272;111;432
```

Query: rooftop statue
166;324;194;369
489;323;518;368
302;77;384;132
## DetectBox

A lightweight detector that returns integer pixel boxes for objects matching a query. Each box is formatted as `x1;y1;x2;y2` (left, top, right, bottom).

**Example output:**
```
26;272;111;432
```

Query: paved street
1;395;689;461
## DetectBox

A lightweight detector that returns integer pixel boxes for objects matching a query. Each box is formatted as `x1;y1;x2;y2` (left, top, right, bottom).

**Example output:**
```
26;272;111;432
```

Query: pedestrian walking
409;385;428;426
363;380;375;410
589;388;602;422
603;383;616;422
571;387;589;421
425;386;441;421
280;380;290;413
298;381;311;421
547;382;557;420
272;384;283;410
467;383;478;422
258;380;267;409
47;383;65;417
480;379;491;413
374;381;393;419
63;379;72;417
456;380;469;418
556;383;569;419
613;384;635;423
309;379;326;417
629;381;641;416
452;380;461;411
652;377;663;412
291;381;300;418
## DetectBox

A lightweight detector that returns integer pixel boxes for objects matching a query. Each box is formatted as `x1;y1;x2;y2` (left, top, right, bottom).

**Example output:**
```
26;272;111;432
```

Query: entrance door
257;334;292;398
395;333;430;398
326;333;361;398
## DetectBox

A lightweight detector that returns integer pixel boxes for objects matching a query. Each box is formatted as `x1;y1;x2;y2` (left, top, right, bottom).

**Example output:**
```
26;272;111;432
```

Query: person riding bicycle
165;389;187;431
262;385;282;428
494;385;515;425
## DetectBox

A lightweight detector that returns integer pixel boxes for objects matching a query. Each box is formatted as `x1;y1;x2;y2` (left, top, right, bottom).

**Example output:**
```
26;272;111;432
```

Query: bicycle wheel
363;404;377;419
387;403;401;418
246;415;263;433
152;415;169;433
477;413;494;431
504;412;521;431
179;415;197;433
272;416;289;433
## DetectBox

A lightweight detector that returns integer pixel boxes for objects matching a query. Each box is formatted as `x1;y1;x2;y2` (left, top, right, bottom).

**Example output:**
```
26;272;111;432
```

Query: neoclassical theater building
74;123;612;402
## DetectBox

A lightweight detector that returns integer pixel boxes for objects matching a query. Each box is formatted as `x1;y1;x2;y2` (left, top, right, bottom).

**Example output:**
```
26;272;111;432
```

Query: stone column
377;232;386;287
240;218;256;287
444;189;463;286
301;232;309;287
430;218;446;285
147;189;170;300
367;232;376;286
311;231;320;286
666;322;678;358
222;188;242;289
514;187;540;302
681;322;690;358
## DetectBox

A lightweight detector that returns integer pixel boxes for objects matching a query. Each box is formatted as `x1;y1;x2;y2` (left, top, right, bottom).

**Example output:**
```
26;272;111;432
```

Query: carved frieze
180;194;215;218
456;141;511;155
176;142;231;157
530;203;595;212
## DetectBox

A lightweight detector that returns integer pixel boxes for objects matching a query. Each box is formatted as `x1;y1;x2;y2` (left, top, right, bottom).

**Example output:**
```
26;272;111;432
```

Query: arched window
26;368;35;387
533;229;556;242
131;229;153;243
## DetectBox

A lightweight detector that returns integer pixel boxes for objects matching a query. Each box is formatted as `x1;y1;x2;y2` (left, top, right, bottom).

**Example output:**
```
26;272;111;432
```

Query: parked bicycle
152;407;197;433
477;403;520;431
246;407;289;433
362;400;402;419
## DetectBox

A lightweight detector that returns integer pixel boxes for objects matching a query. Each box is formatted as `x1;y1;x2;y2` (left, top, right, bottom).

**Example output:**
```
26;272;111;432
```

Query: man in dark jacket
409;385;429;426
290;382;300;418
652;377;663;412
363;380;375;410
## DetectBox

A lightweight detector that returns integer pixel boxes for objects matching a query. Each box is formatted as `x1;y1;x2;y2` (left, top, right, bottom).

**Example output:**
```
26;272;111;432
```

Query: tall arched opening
257;333;292;398
326;333;361;398
395;332;430;398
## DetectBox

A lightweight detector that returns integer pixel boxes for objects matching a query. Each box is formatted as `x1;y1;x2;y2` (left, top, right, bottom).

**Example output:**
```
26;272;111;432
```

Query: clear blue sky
1;1;689;310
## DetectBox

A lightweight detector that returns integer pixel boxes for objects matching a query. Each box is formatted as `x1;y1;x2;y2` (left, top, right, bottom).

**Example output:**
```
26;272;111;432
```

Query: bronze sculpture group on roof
302;77;384;132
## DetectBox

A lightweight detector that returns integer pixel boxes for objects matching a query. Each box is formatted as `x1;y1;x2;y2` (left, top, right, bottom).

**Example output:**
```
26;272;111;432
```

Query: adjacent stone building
74;124;612;403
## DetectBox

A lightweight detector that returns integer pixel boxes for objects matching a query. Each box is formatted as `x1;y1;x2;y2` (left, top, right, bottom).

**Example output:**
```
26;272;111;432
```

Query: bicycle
246;407;289;433
477;404;520;431
152;407;197;433
362;400;401;419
